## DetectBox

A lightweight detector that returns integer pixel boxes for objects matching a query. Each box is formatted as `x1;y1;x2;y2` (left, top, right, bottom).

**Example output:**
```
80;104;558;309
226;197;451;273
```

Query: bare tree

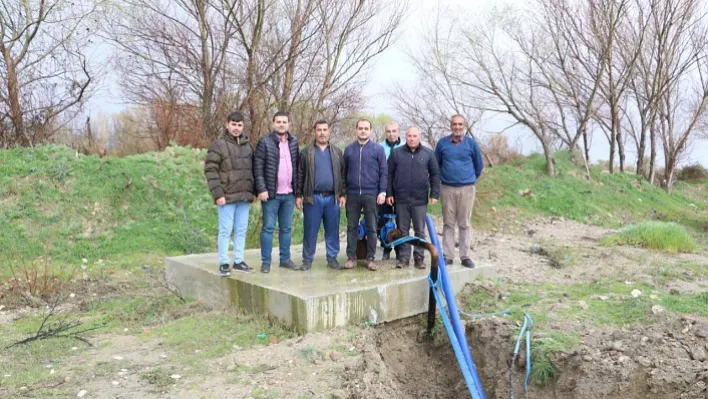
0;0;101;148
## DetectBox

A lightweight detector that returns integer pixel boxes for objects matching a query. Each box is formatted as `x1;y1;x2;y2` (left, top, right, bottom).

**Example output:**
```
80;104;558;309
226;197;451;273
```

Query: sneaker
344;258;356;269
382;248;392;261
279;259;300;271
301;261;312;271
232;261;254;273
414;258;425;269
219;263;231;277
396;258;410;269
366;259;378;271
444;258;453;266
261;262;271;273
327;259;342;270
461;258;475;268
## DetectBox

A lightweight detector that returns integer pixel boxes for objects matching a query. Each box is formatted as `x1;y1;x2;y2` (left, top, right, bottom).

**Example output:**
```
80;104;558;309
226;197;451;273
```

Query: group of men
204;111;484;276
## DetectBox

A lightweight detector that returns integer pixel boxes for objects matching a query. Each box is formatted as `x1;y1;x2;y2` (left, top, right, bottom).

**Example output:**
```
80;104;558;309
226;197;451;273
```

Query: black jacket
387;145;441;206
254;131;299;197
204;131;255;204
296;144;346;205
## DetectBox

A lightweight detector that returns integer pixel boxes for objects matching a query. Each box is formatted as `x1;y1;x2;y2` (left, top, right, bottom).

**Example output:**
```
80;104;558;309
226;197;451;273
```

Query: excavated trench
343;317;708;399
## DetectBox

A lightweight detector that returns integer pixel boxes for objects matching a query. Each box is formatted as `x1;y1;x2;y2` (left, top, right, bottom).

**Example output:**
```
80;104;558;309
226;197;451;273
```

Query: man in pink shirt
254;111;300;273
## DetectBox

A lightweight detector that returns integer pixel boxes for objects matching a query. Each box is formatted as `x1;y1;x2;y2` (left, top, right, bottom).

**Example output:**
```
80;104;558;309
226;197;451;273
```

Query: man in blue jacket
343;119;388;271
378;122;405;261
386;126;440;269
434;115;484;268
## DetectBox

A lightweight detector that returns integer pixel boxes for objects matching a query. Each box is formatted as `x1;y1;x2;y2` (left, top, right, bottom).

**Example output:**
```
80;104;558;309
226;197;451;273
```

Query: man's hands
386;196;394;206
338;196;346;208
376;193;386;205
429;198;438;205
258;192;269;202
216;197;226;206
296;197;303;210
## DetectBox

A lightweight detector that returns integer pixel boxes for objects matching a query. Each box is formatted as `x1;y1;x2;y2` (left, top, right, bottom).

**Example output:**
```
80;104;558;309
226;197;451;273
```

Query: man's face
406;128;421;148
451;116;465;137
226;120;244;136
313;123;330;145
385;123;399;143
272;116;289;134
356;121;371;141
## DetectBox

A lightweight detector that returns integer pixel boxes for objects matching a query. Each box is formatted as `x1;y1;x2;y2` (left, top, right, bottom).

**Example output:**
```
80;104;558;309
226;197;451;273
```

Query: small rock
111;381;120;386
329;389;347;399
650;295;658;300
69;293;76;298
160;354;168;358
636;356;652;367
232;345;242;350
19;387;28;391
695;325;708;338
170;374;181;380
641;337;649;345
612;341;625;352
631;289;642;298
578;301;589;310
651;305;665;315
123;328;129;333
599;296;608;301
71;347;78;351
329;352;342;361
0;305;4;311
617;355;631;363
77;390;88;398
112;356;124;361
348;346;356;352
50;369;55;374
64;376;72;382
3;374;10;378
691;347;707;362
583;355;593;362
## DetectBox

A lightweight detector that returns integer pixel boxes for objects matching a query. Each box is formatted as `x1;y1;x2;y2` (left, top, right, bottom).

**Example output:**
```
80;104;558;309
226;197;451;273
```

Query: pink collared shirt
277;139;293;194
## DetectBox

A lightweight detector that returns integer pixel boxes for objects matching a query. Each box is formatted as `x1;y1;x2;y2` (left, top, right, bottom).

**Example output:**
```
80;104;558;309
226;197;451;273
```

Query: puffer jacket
387;144;440;206
296;144;346;205
204;131;255;204
254;131;299;197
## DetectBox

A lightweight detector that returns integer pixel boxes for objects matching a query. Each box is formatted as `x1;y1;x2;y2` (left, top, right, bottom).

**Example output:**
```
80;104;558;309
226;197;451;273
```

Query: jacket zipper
358;143;362;195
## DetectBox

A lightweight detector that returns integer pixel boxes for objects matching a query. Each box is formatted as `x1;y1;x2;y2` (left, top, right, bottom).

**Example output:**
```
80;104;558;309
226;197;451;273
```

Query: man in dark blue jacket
434;114;484;268
254;111;300;273
343;119;388;271
386;126;440;269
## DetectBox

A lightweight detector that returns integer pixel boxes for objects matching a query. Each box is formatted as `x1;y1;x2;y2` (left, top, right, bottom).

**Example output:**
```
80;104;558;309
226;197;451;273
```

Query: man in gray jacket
386;126;440;269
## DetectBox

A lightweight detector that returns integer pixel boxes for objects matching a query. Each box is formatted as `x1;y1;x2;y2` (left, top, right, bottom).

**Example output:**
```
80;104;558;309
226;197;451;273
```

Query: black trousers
396;203;427;260
346;194;378;260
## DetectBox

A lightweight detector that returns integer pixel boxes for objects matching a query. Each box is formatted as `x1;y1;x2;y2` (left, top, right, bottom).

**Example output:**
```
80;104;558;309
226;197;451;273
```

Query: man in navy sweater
343;119;388;271
434;115;484;268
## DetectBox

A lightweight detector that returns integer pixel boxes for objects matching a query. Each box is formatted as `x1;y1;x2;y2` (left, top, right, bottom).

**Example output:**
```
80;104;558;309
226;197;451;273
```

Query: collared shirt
313;145;334;193
277;139;293;194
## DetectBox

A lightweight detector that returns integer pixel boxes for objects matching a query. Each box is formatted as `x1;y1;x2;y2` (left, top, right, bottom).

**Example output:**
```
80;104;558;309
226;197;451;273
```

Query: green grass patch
531;332;580;385
602;222;696;253
661;292;708;317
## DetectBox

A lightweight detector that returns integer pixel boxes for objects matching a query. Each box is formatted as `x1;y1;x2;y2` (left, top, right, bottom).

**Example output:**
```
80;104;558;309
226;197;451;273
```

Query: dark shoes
396;258;410;269
327;259;342;270
301;261;312;271
279;259;300;271
444;258;453;266
232;261;254;273
219;264;231;277
382;248;392;261
261;262;271;273
461;258;475;268
414;258;425;269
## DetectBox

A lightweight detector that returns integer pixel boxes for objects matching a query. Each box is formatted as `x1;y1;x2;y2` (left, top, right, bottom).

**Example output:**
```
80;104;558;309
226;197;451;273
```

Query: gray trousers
440;184;476;260
395;203;427;260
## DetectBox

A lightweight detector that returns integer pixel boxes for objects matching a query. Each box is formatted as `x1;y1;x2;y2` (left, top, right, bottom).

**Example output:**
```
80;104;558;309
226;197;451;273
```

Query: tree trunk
280;0;304;112
636;125;647;177
5;59;26;146
542;140;556;176
664;158;676;193
648;126;657;184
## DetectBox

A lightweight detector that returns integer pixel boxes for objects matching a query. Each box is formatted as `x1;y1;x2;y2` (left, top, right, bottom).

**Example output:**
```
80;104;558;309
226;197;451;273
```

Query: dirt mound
343;317;708;398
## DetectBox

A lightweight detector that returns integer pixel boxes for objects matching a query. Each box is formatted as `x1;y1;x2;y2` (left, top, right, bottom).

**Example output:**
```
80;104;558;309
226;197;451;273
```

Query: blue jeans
260;193;295;264
302;194;340;263
217;202;251;265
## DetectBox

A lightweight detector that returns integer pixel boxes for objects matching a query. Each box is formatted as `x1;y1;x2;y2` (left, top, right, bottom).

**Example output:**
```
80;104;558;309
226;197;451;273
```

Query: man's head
272;111;290;135
450;114;465;138
225;111;245;136
356;119;372;142
384;122;399;144
313;120;330;146
406;126;421;149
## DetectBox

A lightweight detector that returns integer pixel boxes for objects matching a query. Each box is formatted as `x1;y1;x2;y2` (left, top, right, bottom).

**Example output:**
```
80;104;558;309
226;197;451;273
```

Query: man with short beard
254;111;300;273
295;120;346;271
378;122;404;261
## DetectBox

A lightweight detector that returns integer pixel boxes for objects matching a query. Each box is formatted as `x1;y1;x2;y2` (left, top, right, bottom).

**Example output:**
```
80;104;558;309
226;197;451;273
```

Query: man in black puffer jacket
386;126;440;269
204;111;256;276
254;111;300;273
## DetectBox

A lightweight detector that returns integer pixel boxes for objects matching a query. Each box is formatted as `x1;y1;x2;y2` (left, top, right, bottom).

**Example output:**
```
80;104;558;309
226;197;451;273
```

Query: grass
531;332;580;385
661;292;708;317
602;222;696;253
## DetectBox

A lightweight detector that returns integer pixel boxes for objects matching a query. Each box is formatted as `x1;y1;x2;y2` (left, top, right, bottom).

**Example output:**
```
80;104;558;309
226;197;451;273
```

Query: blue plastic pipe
426;214;487;399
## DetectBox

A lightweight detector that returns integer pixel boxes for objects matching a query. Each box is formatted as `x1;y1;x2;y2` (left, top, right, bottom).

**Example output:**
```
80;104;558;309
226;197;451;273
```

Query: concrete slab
165;244;495;333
